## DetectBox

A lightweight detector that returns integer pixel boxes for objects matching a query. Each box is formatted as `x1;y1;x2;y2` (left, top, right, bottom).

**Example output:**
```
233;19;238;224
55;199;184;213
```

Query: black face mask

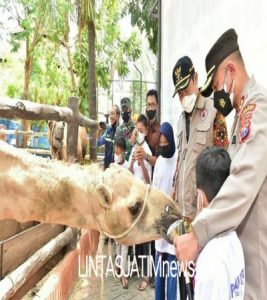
146;109;156;120
158;145;172;158
213;90;234;117
213;70;234;117
122;112;131;123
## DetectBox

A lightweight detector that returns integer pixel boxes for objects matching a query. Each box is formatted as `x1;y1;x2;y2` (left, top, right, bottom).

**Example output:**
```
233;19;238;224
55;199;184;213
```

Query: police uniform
193;28;267;299
115;98;135;161
172;57;228;221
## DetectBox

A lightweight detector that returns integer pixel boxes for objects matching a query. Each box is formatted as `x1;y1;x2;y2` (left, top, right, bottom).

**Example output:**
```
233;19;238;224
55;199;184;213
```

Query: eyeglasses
146;103;157;109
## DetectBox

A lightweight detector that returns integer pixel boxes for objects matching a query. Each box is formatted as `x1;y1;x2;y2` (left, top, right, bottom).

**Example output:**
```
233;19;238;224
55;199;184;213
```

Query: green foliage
75;0;142;115
1;0;143;117
6;84;21;98
127;0;158;54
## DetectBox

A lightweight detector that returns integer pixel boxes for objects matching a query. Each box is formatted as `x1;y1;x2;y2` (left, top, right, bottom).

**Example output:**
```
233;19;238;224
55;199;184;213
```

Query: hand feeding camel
47;121;87;163
0;141;181;245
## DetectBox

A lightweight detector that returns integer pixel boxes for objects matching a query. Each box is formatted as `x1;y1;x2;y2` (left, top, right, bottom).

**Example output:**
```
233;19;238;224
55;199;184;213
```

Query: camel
0;141;181;245
47;121;87;163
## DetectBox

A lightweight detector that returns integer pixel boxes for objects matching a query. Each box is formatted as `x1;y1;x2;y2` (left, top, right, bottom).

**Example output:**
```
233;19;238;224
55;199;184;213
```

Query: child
153;122;178;300
129;114;152;291
114;137;129;169
114;137;130;289
194;146;245;299
129;114;152;184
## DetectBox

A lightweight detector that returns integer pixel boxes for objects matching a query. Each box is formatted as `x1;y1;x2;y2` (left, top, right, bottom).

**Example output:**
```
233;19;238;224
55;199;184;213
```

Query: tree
77;0;97;161
1;0;73;146
76;0;141;160
127;0;158;54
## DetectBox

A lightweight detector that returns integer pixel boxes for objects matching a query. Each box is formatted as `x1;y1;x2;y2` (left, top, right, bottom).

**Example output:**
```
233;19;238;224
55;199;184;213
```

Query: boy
114;137;129;169
194;146;245;299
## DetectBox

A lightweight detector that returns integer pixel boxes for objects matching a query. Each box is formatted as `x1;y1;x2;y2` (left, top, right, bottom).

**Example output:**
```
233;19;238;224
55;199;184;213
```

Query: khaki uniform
193;76;267;299
174;94;228;219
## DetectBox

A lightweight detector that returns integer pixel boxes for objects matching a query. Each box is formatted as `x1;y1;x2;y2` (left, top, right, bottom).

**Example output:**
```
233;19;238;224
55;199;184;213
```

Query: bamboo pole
0;227;74;299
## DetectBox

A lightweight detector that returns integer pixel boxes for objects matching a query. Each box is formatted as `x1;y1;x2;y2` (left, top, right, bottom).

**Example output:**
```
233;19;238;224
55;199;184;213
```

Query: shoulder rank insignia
213;112;229;148
239;103;256;144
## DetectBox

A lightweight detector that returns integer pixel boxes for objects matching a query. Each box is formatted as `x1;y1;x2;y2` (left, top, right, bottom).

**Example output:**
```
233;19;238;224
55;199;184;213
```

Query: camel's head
93;164;181;245
47;121;65;150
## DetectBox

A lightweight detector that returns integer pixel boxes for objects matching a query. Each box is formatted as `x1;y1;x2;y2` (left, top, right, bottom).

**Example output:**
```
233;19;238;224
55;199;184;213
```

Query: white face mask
181;93;197;113
114;154;123;164
137;132;145;145
197;190;204;213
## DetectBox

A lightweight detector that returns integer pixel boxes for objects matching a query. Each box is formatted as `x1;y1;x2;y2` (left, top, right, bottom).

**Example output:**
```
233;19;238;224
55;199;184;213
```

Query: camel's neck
0;141;102;230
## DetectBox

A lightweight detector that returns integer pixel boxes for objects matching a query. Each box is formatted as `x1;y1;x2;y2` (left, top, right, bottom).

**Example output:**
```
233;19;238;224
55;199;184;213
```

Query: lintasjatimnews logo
78;255;195;278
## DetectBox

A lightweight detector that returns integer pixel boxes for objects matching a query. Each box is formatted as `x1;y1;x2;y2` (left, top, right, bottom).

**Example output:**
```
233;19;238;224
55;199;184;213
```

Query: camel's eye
129;201;142;216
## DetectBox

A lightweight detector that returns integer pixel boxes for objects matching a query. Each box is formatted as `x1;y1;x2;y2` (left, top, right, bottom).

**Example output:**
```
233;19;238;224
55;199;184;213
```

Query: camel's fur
0;141;180;245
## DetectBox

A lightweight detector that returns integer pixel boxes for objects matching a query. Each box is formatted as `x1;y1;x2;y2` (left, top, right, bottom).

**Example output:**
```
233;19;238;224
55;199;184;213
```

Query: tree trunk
87;4;97;162
21;38;32;148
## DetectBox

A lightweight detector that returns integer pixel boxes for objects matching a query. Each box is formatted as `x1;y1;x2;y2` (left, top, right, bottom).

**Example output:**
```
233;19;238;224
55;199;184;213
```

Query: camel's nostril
165;205;170;213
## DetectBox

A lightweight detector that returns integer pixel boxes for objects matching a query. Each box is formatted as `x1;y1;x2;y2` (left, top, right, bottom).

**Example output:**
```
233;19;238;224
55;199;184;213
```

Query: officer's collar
195;93;205;109
239;75;256;111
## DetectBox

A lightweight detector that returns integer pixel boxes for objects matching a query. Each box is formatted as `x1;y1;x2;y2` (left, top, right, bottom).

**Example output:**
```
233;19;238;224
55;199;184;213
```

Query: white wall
161;0;267;134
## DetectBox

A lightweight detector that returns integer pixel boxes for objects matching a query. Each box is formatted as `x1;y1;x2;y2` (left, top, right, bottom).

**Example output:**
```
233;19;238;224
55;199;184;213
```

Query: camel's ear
47;121;53;130
96;184;112;209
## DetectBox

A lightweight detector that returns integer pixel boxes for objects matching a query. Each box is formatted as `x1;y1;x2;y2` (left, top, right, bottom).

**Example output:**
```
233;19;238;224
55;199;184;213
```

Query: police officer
172;56;228;299
174;28;267;299
116;97;135;161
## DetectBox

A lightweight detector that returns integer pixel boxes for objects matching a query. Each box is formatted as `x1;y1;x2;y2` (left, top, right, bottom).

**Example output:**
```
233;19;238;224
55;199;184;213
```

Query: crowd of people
96;28;267;300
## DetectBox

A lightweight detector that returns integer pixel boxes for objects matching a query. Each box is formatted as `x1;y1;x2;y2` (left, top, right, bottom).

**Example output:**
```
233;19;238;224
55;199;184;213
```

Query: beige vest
174;94;217;219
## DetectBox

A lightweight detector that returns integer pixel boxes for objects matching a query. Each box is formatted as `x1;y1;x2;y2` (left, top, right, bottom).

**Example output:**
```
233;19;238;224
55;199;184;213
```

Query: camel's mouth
154;204;182;244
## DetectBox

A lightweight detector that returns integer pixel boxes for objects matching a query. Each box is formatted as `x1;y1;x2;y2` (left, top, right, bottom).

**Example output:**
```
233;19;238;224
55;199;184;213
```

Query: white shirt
152;153;177;256
115;159;129;169
195;231;245;300
129;141;152;183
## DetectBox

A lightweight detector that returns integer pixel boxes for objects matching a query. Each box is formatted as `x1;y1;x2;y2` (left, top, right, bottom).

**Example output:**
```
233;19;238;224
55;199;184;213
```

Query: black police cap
172;56;195;97
201;28;239;97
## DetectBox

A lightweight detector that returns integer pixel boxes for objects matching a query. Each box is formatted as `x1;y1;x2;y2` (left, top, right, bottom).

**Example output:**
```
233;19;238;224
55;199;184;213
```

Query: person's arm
139;159;150;184
129;149;135;173
97;129;107;146
129;127;137;146
175;100;267;262
135;147;157;167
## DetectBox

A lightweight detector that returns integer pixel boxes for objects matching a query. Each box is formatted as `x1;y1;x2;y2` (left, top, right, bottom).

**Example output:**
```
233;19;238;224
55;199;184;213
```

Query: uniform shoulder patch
239;103;256;144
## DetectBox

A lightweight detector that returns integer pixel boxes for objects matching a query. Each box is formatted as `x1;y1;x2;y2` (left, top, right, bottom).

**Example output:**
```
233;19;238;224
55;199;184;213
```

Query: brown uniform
173;94;228;220
193;76;267;299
